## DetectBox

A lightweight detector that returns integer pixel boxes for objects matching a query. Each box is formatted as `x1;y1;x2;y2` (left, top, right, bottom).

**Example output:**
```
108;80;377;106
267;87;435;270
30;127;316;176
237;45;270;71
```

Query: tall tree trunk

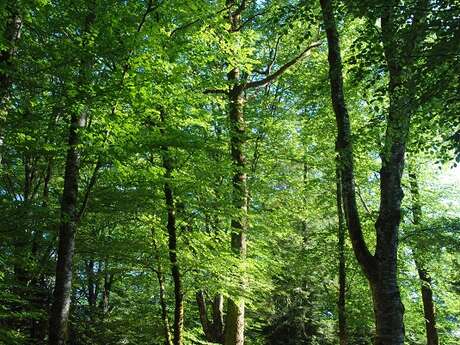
48;113;82;345
161;143;184;345
409;170;439;345
214;2;317;343
49;8;96;343
224;79;247;345
335;164;347;345
224;2;247;344
320;0;407;344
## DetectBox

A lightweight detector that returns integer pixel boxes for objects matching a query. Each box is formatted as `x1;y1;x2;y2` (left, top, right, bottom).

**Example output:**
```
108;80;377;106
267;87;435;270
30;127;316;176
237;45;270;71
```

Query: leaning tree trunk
416;264;438;345
409;170;439;345
320;0;408;344
335;164;347;345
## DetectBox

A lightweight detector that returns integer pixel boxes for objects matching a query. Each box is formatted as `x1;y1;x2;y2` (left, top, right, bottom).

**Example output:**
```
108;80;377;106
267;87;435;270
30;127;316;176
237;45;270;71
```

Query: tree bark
196;291;213;341
224;73;247;345
320;0;407;344
335;165;347;345
152;231;173;345
48;113;82;345
197;291;225;343
213;294;225;341
409;170;439;345
161;142;184;345
0;5;22;105
416;264;438;345
224;2;247;344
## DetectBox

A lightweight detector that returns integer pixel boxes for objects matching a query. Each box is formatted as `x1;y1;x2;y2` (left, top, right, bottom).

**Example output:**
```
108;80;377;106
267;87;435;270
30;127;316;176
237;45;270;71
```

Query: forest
0;0;459;344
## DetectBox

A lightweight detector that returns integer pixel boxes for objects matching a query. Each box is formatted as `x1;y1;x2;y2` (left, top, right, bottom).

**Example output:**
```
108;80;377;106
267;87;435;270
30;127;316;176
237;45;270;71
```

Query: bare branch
244;41;322;89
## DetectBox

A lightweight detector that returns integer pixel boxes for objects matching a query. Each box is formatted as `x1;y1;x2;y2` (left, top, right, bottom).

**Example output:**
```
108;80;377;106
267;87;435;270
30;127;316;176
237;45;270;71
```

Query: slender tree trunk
161;144;184;345
335;165;347;345
48;113;82;345
158;270;173;345
29;158;53;343
85;260;97;310
151;233;173;345
49;8;96;343
197;291;225;344
197;291;213;341
101;271;112;315
302;161;309;235
416;264;438;345
409;170;439;345
320;1;407;344
0;6;22;106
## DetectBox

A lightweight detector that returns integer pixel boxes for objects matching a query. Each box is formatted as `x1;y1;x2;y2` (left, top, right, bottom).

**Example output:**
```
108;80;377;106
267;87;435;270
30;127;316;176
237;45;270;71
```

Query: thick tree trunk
335;165;347;345
369;275;404;345
48;113;81;345
224;3;247;344
224;298;245;345
320;1;407;344
162;145;184;345
409;170;439;345
224;78;247;345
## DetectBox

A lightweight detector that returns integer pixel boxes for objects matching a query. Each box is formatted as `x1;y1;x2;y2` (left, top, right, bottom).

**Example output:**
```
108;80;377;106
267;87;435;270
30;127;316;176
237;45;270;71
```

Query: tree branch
77;159;102;223
204;88;229;95
244;41;322;89
170;6;231;38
